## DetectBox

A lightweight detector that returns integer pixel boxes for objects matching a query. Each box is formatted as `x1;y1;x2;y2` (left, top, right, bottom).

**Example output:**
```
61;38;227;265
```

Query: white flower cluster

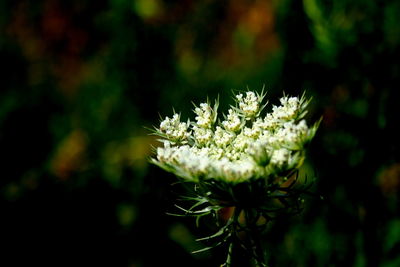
237;91;260;118
195;103;213;128
159;114;191;143
222;109;241;132
272;96;300;120
153;91;319;184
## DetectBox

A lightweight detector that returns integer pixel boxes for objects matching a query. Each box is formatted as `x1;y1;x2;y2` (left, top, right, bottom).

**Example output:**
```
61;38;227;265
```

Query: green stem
226;241;233;267
223;207;268;267
224;207;241;267
245;209;267;267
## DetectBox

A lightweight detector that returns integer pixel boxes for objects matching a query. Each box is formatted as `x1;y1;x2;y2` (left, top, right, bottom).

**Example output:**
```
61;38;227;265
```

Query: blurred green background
1;0;400;266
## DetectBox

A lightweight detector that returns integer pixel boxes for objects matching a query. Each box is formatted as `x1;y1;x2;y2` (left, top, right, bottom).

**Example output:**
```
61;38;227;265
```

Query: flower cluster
152;90;319;184
151;89;320;267
158;113;191;144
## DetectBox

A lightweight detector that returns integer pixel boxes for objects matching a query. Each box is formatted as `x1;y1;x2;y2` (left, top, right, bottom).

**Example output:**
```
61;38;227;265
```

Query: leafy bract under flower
152;90;319;184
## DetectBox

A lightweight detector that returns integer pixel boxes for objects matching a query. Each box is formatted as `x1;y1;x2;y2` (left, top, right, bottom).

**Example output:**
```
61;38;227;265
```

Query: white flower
272;96;300;121
274;120;309;148
193;126;213;146
212;158;257;182
243;118;263;138
263;113;279;130
214;126;235;147
178;146;210;176
237;91;260;118
159;114;190;142
270;148;290;167
156;142;173;162
195;103;213;128
232;132;249;151
222;109;241;132
153;90;318;184
247;139;272;165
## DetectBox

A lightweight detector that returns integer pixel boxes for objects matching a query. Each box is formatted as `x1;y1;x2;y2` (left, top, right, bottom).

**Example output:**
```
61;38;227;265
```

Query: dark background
1;0;400;266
